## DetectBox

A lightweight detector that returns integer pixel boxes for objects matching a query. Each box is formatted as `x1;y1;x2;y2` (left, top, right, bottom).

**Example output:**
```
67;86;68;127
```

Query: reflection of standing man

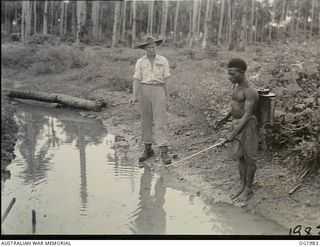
129;166;166;234
130;36;172;165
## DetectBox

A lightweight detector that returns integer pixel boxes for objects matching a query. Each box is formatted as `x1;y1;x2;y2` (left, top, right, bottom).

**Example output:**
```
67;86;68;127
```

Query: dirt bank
1;97;18;171
1;42;319;234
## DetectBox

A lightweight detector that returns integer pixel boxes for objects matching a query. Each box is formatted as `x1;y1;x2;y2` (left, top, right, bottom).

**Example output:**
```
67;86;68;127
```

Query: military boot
160;146;172;165
139;144;155;162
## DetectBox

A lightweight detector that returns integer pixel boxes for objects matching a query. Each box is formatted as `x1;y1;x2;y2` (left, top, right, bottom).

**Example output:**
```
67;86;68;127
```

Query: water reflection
13;102;108;210
129;166;166;234
2;102;289;235
76;125;88;213
15;108;53;184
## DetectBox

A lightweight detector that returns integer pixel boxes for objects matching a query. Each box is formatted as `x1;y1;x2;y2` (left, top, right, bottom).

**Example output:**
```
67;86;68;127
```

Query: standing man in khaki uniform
130;37;172;165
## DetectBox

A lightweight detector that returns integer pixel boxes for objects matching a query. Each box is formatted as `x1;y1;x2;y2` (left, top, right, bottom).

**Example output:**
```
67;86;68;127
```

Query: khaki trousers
140;84;168;147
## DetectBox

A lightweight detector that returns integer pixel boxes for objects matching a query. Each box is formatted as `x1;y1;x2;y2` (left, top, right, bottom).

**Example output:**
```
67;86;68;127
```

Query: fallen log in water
6;89;106;111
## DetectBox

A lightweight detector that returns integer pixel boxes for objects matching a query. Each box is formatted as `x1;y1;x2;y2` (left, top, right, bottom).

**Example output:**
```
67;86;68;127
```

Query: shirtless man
218;58;259;203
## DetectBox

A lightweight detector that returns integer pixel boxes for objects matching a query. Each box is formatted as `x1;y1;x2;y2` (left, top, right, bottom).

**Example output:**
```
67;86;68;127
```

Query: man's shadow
129;165;166;234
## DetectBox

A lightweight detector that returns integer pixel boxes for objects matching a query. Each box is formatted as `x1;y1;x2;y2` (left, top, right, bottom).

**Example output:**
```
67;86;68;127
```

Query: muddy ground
1;42;319;234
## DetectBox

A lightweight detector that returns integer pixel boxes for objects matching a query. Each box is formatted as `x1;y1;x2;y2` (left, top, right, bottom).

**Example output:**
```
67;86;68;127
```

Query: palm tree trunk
150;0;154;35
147;0;154;35
112;1;121;48
202;0;212;49
218;0;225;46
76;1;86;44
22;0;32;42
160;0;169;40
197;0;202;37
269;0;276;41
64;2;68;35
227;0;232;46
92;1;100;41
132;0;136;48
254;3;258;42
189;5;192;39
33;1;37;34
71;1;77;38
60;1;64;36
318;0;320;35
43;0;48;35
121;0;127;42
173;0;180;42
296;0;301;34
310;0;315;37
250;0;254;43
304;14;308;39
189;0;198;47
290;0;296;35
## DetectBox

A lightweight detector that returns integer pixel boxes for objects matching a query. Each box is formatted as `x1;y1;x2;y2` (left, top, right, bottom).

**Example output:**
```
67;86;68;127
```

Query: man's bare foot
230;186;245;199
234;190;253;203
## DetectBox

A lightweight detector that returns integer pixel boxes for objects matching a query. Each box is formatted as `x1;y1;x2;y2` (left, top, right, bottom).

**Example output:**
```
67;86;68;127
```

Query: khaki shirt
133;54;171;85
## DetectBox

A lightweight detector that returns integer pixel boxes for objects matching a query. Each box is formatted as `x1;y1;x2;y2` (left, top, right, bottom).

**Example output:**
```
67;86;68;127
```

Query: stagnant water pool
1;102;288;235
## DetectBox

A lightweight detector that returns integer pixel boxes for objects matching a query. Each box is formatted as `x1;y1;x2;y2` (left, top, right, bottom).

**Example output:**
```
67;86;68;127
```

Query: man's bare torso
231;86;247;119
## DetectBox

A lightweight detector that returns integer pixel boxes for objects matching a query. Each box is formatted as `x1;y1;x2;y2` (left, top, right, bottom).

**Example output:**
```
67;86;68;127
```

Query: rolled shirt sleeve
133;59;142;81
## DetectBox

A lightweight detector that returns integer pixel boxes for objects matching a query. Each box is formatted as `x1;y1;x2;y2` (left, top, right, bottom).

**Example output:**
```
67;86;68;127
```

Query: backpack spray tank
256;88;276;153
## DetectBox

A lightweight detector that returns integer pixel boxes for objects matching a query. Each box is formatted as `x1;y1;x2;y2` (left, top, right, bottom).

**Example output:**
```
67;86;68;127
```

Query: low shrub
29;45;88;75
1;43;36;69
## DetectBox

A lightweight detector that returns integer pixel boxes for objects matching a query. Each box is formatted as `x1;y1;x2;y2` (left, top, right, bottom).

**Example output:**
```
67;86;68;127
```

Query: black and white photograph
1;0;319;239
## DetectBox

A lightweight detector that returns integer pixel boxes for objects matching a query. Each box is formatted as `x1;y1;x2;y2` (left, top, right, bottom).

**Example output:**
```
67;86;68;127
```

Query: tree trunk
22;0;32;42
318;0;320;35
202;0;213;49
254;2;258;42
250;0;254;42
132;0;136;48
71;1;77;38
64;2;68;35
280;0;287;34
269;0;276;41
43;0;48;35
160;0;169;40
3;2;10;35
14;2;18;33
189;0;198;47
304;14;308;39
296;0;301;34
218;0;225;46
150;0;154;35
112;1;121;47
60;1;65;36
147;0;154;35
49;0;54;34
281;0;286;24
92;1;100;41
138;8;143;34
76;1;86;44
7;90;105;111
173;1;180;42
189;5;192;38
197;0;202;37
129;1;133;26
121;0;127;42
156;4;161;35
227;0;232;46
290;0;296;35
33;1;37;34
310;0;315;37
224;9;228;45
